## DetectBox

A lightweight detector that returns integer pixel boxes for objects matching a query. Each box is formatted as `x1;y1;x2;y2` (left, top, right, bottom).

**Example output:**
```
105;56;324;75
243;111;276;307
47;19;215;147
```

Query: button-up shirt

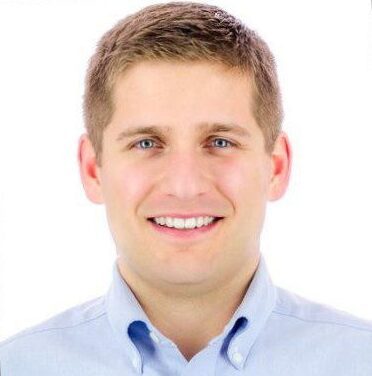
1;254;372;375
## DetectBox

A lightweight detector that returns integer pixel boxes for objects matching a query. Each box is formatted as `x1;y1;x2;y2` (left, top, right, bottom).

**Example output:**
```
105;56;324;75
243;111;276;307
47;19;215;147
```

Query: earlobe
77;134;104;204
268;131;292;201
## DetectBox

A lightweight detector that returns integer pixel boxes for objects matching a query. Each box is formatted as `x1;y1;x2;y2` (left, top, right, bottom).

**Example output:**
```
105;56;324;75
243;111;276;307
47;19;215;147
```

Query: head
78;2;291;295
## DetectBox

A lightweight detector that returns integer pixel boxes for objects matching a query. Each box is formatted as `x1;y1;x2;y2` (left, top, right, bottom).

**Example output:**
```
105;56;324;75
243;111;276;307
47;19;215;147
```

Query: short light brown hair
83;1;283;166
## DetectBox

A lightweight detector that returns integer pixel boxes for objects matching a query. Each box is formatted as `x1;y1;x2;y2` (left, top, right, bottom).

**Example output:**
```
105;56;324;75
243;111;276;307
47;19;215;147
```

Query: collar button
231;351;243;365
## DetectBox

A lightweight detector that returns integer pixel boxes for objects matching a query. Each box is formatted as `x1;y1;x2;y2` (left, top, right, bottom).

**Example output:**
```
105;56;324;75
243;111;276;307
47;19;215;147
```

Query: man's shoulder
0;295;107;356
272;285;372;360
268;286;372;373
274;285;372;332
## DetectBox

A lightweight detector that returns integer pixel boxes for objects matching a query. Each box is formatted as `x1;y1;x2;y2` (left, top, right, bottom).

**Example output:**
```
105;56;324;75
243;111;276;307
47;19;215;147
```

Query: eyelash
130;137;237;151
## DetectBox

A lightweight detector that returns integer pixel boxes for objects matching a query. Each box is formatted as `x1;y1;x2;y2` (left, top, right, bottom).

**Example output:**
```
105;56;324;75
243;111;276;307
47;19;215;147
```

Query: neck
117;255;260;361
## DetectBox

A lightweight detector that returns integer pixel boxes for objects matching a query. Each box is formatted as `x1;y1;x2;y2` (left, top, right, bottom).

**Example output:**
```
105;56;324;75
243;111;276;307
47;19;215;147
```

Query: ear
77;133;104;204
267;131;292;201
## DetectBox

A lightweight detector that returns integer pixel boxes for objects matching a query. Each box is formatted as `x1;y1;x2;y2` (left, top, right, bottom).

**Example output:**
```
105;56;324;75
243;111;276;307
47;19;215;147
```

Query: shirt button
149;331;160;343
231;351;243;365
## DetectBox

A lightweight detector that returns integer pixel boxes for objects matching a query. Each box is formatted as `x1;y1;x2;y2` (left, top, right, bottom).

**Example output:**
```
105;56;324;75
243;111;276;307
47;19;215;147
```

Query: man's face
79;61;289;294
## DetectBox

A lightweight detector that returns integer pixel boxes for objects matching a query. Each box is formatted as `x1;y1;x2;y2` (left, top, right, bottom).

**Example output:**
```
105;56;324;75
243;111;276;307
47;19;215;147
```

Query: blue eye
211;138;234;148
131;137;235;150
135;139;157;149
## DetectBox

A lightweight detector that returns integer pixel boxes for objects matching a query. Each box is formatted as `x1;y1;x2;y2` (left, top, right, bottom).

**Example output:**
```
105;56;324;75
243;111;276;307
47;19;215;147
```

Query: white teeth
153;216;216;229
165;217;173;228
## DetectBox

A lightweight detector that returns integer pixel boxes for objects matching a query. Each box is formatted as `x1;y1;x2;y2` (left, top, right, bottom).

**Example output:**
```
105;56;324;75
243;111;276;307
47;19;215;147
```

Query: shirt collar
105;253;276;373
105;261;153;374
221;253;277;370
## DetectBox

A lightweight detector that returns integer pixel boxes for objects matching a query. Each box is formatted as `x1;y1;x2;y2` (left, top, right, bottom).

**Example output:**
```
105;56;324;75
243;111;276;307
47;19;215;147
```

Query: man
0;2;371;375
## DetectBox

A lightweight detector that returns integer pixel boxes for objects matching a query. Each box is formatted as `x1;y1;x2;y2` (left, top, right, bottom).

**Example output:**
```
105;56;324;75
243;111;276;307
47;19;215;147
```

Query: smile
147;217;224;240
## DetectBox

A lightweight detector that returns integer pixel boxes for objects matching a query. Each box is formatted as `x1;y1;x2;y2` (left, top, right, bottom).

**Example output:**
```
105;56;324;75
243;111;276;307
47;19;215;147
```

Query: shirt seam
272;309;372;334
0;311;108;349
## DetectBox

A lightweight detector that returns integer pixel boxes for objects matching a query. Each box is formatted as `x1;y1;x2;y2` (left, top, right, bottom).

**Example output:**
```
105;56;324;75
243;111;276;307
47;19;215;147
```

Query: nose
159;150;211;199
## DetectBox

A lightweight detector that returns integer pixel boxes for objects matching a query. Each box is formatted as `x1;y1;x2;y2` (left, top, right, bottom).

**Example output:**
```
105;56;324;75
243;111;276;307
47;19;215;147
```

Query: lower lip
148;218;223;239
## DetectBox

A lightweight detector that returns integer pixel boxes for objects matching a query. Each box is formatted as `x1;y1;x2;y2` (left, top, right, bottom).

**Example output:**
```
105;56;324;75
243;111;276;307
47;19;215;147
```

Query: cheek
216;158;268;203
101;166;149;214
101;166;151;248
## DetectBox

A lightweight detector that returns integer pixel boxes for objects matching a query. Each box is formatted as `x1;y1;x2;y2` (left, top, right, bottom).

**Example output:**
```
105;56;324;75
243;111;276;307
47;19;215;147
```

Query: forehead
112;60;253;105
108;60;258;136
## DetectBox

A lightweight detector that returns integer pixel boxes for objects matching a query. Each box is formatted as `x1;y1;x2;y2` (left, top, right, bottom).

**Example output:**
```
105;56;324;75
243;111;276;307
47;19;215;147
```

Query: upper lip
147;213;224;219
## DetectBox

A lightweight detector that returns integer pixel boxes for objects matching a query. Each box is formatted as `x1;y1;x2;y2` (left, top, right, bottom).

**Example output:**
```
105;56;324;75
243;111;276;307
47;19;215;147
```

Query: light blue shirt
1;254;372;375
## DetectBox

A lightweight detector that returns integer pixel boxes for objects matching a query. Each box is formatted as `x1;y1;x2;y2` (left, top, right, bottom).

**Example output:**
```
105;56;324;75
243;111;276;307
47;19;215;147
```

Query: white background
0;0;371;341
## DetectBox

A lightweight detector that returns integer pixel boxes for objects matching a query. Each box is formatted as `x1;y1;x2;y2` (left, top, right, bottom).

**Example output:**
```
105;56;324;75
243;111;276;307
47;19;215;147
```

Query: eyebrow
116;122;251;142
